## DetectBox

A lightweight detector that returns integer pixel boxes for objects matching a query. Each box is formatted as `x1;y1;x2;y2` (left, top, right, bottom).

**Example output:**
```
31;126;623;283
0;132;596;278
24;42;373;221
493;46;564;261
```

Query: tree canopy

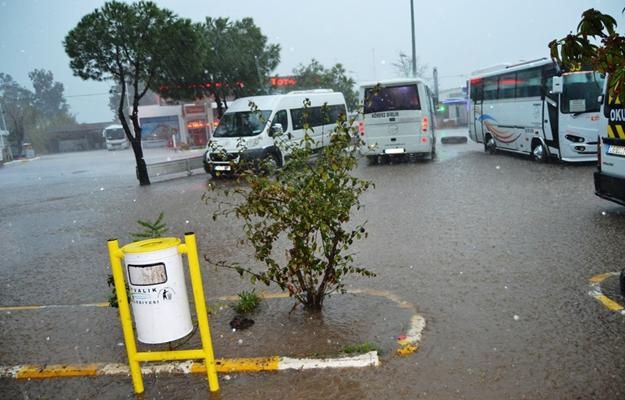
64;0;204;185
549;8;625;102
291;59;358;111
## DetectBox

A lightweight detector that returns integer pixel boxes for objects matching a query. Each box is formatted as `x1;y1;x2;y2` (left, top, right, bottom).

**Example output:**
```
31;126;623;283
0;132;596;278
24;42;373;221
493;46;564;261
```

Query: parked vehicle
358;78;437;164
468;57;605;162
102;124;130;151
594;74;625;206
203;90;347;177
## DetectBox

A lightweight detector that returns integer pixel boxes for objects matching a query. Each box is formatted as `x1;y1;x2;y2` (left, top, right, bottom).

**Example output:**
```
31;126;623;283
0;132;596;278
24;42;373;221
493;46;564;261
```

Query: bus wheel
531;141;548;162
366;155;378;166
430;139;437;160
485;135;496;154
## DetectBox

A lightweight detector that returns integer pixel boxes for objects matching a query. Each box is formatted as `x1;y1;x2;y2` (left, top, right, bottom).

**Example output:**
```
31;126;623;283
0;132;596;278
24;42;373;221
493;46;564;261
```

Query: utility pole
433;67;439;103
410;0;417;77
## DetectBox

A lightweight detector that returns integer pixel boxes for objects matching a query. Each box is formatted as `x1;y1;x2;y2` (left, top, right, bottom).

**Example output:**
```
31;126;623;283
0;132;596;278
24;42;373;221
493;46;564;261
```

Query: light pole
410;0;417;78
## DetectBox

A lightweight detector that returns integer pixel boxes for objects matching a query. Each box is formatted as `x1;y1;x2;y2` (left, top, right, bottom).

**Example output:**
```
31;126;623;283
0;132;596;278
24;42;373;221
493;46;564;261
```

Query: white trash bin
121;237;193;344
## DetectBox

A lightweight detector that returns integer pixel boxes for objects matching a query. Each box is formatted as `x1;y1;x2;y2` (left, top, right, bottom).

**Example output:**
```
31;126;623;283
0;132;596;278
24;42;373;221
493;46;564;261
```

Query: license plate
214;165;231;171
384;148;405;155
607;145;625;156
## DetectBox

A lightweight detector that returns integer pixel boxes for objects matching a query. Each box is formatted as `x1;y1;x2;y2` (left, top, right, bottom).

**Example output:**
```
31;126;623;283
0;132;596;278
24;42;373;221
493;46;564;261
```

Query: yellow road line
588;272;625;315
0;303;109;312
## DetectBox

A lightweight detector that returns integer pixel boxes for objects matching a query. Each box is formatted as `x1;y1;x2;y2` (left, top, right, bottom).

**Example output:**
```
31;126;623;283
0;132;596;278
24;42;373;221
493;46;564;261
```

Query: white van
102;124;130;150
358;78;436;163
203;90;347;177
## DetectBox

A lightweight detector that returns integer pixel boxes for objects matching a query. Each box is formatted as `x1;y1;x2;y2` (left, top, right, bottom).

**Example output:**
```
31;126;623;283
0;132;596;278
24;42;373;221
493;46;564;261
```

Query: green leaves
130;212;168;240
209;101;374;310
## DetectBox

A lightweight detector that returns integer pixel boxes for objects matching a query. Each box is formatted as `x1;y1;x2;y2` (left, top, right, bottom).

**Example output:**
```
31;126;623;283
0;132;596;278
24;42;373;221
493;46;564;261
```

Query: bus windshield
561;71;605;114
105;128;125;140
213;110;271;138
364;84;421;114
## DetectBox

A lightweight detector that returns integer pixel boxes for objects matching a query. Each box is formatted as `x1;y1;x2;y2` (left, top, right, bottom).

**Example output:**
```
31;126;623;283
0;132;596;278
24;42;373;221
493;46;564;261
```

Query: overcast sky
1;0;622;123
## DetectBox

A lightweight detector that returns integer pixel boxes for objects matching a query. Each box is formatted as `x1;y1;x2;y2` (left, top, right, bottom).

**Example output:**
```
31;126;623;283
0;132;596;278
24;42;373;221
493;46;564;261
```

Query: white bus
102;124;130;151
468;58;605;162
358;78;437;164
203;90;347;177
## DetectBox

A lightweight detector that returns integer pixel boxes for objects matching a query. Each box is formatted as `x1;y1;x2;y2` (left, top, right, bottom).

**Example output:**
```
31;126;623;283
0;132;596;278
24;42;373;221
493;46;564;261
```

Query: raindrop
6;311;11;315
100;187;104;191
496;166;500;170
71;240;75;243
493;347;497;351
602;211;607;216
185;220;190;224
224;375;231;381
504;285;508;289
46;336;50;341
73;220;77;224
117;342;124;347
237;339;243;345
513;315;520;321
232;328;236;332
133;199;137;203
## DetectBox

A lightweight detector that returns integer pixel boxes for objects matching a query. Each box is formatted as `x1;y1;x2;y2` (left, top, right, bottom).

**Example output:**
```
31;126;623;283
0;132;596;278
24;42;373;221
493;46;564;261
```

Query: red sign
269;76;298;87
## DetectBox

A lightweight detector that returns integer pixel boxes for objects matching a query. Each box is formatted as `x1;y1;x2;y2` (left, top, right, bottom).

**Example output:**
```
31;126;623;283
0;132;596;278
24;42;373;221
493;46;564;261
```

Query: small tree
64;1;204;185
207;106;374;310
391;51;428;79
549;8;625;103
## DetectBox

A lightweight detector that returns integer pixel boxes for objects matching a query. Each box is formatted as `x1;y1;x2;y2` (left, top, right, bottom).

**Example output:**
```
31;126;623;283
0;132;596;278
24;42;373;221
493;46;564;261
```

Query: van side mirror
270;123;283;137
552;76;563;94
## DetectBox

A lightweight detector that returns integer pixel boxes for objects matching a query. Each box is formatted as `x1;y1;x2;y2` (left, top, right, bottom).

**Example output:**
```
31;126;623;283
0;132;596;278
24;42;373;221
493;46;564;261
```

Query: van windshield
213;110;271;138
105;128;125;140
364;84;421;114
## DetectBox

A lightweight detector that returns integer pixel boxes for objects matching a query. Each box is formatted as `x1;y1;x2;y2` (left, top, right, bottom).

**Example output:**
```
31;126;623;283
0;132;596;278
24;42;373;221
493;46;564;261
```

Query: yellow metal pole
107;239;144;394
181;233;220;392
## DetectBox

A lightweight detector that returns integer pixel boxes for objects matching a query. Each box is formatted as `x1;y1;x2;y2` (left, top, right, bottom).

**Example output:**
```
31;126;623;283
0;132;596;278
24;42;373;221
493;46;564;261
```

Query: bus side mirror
552;76;563;94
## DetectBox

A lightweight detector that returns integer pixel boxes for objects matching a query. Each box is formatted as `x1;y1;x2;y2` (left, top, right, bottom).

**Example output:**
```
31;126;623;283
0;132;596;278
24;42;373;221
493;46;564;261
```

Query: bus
358;78;437;164
594;75;625;206
102;124;130;151
468;57;605;162
203;90;347;177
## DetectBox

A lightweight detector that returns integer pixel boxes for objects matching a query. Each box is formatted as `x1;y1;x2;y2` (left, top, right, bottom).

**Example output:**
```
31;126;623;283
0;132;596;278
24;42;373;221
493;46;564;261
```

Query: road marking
0;303;109;312
0;353;378;379
588;272;625;315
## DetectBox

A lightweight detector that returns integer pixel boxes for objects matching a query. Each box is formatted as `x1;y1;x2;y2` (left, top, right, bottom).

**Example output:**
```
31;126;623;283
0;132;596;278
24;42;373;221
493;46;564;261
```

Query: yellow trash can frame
107;233;219;394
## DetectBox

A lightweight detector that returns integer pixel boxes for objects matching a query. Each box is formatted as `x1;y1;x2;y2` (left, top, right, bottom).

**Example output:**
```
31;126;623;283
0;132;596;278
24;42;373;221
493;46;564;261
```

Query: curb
0;352;379;379
0;289;424;380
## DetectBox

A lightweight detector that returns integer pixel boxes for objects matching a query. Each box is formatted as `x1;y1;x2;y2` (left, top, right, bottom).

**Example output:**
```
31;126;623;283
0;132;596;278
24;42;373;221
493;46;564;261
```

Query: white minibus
102;124;130;151
358;78;437;163
203;90;347;177
468;57;605;162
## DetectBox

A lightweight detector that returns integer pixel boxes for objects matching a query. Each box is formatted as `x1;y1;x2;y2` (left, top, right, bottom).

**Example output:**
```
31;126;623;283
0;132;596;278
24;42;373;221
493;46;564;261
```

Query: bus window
483;77;498;100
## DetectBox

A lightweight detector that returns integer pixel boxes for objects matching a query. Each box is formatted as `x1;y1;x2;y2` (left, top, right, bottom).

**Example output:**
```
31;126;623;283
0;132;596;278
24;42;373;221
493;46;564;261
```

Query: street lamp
410;0;417;78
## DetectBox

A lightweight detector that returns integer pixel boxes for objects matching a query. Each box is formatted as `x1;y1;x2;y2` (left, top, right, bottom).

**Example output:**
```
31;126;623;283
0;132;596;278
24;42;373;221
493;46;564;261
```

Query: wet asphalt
1;128;625;399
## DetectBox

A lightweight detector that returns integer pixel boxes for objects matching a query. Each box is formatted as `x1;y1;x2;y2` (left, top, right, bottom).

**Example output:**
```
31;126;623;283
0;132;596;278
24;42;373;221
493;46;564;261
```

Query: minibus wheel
366;156;378;165
485;134;496;154
531;141;548;163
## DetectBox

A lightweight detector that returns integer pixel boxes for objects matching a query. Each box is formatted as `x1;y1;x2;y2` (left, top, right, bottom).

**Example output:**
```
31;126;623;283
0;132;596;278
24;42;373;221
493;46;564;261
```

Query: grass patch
233;289;261;314
341;342;381;355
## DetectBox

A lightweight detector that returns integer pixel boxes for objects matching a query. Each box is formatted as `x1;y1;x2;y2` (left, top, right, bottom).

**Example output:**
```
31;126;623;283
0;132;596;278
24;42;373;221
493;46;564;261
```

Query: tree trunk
132;139;150;186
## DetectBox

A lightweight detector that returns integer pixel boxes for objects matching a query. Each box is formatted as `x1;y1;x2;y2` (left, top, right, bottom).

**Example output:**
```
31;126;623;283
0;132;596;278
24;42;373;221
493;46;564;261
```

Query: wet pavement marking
0;302;109;312
588;272;625;315
0;353;378;380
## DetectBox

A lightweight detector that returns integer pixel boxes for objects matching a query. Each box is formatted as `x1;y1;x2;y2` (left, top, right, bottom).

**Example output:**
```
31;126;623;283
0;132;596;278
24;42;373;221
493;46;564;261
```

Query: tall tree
28;69;70;119
0;73;36;156
292;59;358;110
391;52;428;79
64;1;204;185
549;8;625;103
159;17;281;118
108;81;158;121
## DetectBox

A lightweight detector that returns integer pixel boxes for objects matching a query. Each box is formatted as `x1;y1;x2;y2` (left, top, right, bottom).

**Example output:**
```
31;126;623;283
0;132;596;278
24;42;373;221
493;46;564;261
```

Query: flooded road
2;129;625;399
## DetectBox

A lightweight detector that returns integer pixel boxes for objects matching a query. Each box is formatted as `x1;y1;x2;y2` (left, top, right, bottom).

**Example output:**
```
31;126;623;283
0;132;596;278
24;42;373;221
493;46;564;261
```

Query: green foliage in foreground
549;8;625;103
207;104;375;311
233;290;262;314
342;342;381;355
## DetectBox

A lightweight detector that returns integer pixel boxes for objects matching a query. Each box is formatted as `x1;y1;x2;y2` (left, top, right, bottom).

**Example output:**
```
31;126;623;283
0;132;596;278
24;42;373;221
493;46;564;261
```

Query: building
437;87;469;127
